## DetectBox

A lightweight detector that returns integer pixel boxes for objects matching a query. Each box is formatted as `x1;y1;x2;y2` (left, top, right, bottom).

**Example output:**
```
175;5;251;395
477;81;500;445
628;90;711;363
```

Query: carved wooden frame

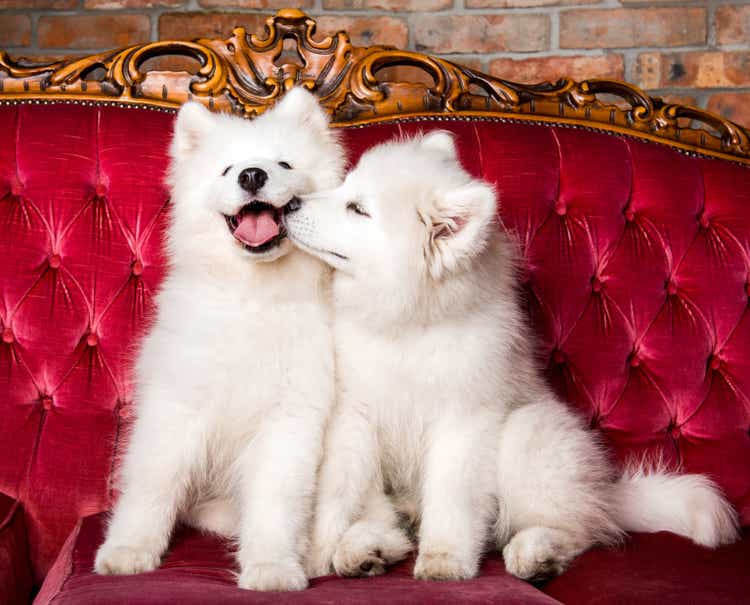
1;8;748;164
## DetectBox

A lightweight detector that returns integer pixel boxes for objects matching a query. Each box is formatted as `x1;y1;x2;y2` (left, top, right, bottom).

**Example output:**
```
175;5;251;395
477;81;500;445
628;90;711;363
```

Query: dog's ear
424;180;497;279
419;130;457;158
270;87;329;135
171;102;215;158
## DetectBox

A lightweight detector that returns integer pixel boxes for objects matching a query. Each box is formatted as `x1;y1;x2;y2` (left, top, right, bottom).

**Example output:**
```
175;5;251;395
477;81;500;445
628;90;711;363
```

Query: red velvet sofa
1;10;749;605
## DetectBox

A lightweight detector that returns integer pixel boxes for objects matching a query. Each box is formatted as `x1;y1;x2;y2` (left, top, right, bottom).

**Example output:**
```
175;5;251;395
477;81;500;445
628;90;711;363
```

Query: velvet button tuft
666;281;678;296
132;260;144;276
2;328;13;344
86;333;98;347
41;396;53;411
629;354;641;368
699;214;710;228
555;202;567;216
591;277;602;293
10;177;23;196
95;183;107;197
49;254;61;269
552;350;566;364
669;424;681;439
709;355;722;370
624;209;635;222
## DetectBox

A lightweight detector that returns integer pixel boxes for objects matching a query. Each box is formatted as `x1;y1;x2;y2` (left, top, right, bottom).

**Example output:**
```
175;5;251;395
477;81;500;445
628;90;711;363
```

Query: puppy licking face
168;88;343;266
284;131;497;289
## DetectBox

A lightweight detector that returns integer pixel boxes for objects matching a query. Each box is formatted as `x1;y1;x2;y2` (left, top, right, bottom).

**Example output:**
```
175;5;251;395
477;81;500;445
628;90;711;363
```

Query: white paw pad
413;551;476;581
238;560;308;592
94;544;161;575
333;524;412;577
502;528;576;582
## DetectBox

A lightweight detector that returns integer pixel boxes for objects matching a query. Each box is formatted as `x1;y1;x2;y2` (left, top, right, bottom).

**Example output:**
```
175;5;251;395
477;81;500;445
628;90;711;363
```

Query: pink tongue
233;210;280;247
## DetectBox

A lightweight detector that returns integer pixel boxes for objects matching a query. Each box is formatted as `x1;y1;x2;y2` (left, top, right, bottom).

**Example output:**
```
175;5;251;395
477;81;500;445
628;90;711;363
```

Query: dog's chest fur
138;251;333;444
335;311;506;495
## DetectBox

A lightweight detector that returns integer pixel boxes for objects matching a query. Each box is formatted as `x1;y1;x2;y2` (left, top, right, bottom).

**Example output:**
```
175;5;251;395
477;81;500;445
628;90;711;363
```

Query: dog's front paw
333;522;412;577
238;560;308;592
414;551;476;581
502;527;577;582
94;543;161;575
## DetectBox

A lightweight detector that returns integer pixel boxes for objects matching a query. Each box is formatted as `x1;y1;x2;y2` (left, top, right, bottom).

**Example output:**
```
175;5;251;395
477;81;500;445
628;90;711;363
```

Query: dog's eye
278;161;292;170
221;165;232;176
347;202;370;218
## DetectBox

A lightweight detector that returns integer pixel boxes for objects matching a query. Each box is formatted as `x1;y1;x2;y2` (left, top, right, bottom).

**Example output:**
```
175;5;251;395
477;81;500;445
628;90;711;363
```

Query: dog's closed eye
347;202;370;218
278;161;293;170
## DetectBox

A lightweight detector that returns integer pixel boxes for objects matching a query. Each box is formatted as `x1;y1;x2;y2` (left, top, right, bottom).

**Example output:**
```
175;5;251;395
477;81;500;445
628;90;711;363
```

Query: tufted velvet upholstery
1;104;749;602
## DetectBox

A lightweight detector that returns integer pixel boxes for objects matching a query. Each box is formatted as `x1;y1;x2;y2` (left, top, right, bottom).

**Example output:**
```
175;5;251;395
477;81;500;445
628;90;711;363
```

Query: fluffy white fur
94;88;344;591
284;131;740;582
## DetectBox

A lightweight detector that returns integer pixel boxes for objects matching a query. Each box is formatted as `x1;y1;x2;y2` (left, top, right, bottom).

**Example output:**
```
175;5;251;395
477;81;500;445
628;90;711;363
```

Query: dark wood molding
1;8;748;164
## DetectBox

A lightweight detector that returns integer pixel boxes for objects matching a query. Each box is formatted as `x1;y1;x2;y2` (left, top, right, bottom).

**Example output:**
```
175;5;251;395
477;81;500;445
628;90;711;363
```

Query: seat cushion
33;513;559;605
542;529;750;605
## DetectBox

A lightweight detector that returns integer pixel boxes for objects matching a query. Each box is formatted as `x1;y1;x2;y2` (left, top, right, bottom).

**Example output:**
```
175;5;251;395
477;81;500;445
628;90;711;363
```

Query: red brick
323;0;450;9
489;55;623;84
159;13;267;40
560;8;706;49
707;92;750;129
85;0;184;7
655;94;698;108
0;0;75;6
467;0;594;8
316;16;408;48
447;57;483;72
414;15;550;54
0;15;31;47
38;15;151;49
199;0;312;8
716;5;750;46
636;51;750;89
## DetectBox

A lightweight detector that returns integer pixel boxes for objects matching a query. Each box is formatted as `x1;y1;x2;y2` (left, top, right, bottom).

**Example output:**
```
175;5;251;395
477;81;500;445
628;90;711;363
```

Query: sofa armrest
0;493;33;605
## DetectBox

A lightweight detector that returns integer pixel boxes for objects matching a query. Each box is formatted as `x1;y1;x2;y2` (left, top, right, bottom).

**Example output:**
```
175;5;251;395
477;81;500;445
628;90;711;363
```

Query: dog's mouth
223;199;297;254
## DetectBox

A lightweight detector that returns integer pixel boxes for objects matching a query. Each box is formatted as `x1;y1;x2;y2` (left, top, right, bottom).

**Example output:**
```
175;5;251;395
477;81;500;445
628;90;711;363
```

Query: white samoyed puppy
94;88;344;591
284;132;739;583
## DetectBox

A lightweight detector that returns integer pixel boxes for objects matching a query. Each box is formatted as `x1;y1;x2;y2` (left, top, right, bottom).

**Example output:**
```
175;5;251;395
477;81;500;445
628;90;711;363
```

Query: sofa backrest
1;103;749;583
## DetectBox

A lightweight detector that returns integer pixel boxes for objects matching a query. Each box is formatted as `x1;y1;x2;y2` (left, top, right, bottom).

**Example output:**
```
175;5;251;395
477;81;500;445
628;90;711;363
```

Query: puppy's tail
612;464;740;548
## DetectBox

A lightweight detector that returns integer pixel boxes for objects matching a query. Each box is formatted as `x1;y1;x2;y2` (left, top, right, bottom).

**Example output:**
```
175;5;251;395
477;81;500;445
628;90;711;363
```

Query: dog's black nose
238;167;267;194
285;197;303;214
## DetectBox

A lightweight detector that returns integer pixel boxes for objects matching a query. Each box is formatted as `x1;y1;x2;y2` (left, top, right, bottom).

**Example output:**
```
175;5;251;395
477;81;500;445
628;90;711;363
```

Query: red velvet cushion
542;529;750;604
33;513;558;605
1;104;749;586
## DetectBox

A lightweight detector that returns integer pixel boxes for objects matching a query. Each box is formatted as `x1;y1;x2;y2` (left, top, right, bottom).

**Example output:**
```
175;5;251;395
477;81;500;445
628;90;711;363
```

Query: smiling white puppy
285;132;739;582
94;88;344;591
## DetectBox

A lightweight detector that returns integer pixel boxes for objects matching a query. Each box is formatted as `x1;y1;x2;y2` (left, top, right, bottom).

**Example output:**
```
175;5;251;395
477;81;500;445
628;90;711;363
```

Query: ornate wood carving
1;8;748;164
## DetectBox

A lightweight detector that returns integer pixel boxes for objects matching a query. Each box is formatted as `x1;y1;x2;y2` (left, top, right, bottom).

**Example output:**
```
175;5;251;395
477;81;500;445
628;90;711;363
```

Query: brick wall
1;1;749;127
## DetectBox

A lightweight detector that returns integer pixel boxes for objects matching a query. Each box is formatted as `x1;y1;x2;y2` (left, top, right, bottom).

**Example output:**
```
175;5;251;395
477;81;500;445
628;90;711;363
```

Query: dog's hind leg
497;398;621;581
332;486;413;577
502;526;589;582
